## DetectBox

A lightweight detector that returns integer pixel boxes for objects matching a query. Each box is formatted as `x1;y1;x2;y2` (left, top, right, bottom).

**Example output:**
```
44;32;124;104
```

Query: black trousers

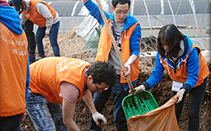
22;19;36;55
171;77;207;131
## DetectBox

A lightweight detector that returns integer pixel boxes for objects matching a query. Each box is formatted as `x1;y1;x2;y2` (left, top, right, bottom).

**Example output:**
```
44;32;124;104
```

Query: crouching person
27;57;117;131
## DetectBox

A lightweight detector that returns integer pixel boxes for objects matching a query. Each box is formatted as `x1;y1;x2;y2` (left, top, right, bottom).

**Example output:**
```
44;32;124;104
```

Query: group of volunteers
0;0;209;131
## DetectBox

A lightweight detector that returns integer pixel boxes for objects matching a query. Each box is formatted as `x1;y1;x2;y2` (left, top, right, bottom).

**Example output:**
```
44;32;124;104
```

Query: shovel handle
96;0;134;92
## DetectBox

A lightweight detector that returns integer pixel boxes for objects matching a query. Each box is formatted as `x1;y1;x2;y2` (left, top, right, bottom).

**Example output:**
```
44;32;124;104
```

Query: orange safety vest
0;22;28;117
23;0;57;27
29;57;91;103
96;18;141;83
159;43;209;88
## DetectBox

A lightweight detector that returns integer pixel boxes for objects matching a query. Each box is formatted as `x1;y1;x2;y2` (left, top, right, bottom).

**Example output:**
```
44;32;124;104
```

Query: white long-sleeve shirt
20;1;59;28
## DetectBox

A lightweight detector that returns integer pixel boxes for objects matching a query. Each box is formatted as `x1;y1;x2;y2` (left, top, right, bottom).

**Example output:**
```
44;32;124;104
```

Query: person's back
29;57;91;103
0;0;30;130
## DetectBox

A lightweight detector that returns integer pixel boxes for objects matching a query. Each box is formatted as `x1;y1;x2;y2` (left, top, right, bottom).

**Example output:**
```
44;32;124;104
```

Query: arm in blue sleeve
182;48;199;92
25;55;30;101
84;0;110;27
145;51;164;89
130;24;141;57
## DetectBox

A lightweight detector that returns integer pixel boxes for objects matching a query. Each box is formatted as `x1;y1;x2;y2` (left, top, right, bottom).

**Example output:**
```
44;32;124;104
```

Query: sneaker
29;54;35;62
38;54;46;58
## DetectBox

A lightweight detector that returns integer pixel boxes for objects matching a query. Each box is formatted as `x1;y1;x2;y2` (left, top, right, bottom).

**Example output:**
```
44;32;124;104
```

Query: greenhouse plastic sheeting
127;96;180;131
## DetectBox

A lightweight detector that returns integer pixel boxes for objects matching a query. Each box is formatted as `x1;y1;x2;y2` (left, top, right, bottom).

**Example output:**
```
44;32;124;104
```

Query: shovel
95;0;159;120
122;90;159;120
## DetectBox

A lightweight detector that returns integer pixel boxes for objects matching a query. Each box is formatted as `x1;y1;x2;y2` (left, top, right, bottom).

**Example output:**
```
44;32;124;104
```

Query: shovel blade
122;90;159;120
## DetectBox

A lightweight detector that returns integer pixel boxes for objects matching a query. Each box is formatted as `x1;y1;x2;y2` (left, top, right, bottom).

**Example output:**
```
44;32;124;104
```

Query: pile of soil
21;33;211;131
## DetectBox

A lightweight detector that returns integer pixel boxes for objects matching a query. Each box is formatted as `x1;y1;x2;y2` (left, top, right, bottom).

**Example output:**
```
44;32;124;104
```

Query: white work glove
92;112;107;127
131;85;146;95
176;89;186;103
121;64;131;78
45;27;51;36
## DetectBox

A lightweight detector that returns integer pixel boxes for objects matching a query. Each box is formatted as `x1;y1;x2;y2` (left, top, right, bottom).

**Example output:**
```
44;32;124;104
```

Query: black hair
87;61;117;88
157;24;184;58
112;0;130;8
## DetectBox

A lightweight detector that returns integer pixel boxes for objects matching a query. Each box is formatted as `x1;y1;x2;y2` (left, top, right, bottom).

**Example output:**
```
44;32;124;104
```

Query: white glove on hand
92;112;107;127
45;27;51;36
121;64;131;78
176;89;186;103
132;85;146;95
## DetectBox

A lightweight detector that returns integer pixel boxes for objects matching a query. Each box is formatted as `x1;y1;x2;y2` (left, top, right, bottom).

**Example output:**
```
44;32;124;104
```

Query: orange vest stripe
23;0;57;27
0;22;28;117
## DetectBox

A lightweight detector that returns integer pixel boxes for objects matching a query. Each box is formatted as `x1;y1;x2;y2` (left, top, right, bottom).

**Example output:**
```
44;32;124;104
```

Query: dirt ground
21;33;211;131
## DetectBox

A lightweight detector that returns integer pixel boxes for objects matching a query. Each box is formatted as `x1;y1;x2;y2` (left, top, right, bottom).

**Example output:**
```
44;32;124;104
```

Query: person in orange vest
82;0;142;130
26;57;117;131
133;24;209;131
11;0;60;58
0;0;30;130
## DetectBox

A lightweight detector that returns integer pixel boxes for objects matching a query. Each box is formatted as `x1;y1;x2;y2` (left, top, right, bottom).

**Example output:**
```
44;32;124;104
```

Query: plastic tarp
75;15;99;41
127;96;180;131
75;0;109;41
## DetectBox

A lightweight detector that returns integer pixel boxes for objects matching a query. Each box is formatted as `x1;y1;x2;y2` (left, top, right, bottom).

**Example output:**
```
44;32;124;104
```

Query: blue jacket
0;5;30;101
84;0;141;90
84;0;141;57
143;35;204;93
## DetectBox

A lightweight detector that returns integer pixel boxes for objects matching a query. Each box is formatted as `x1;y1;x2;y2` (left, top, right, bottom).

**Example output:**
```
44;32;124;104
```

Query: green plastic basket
122;90;159;120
